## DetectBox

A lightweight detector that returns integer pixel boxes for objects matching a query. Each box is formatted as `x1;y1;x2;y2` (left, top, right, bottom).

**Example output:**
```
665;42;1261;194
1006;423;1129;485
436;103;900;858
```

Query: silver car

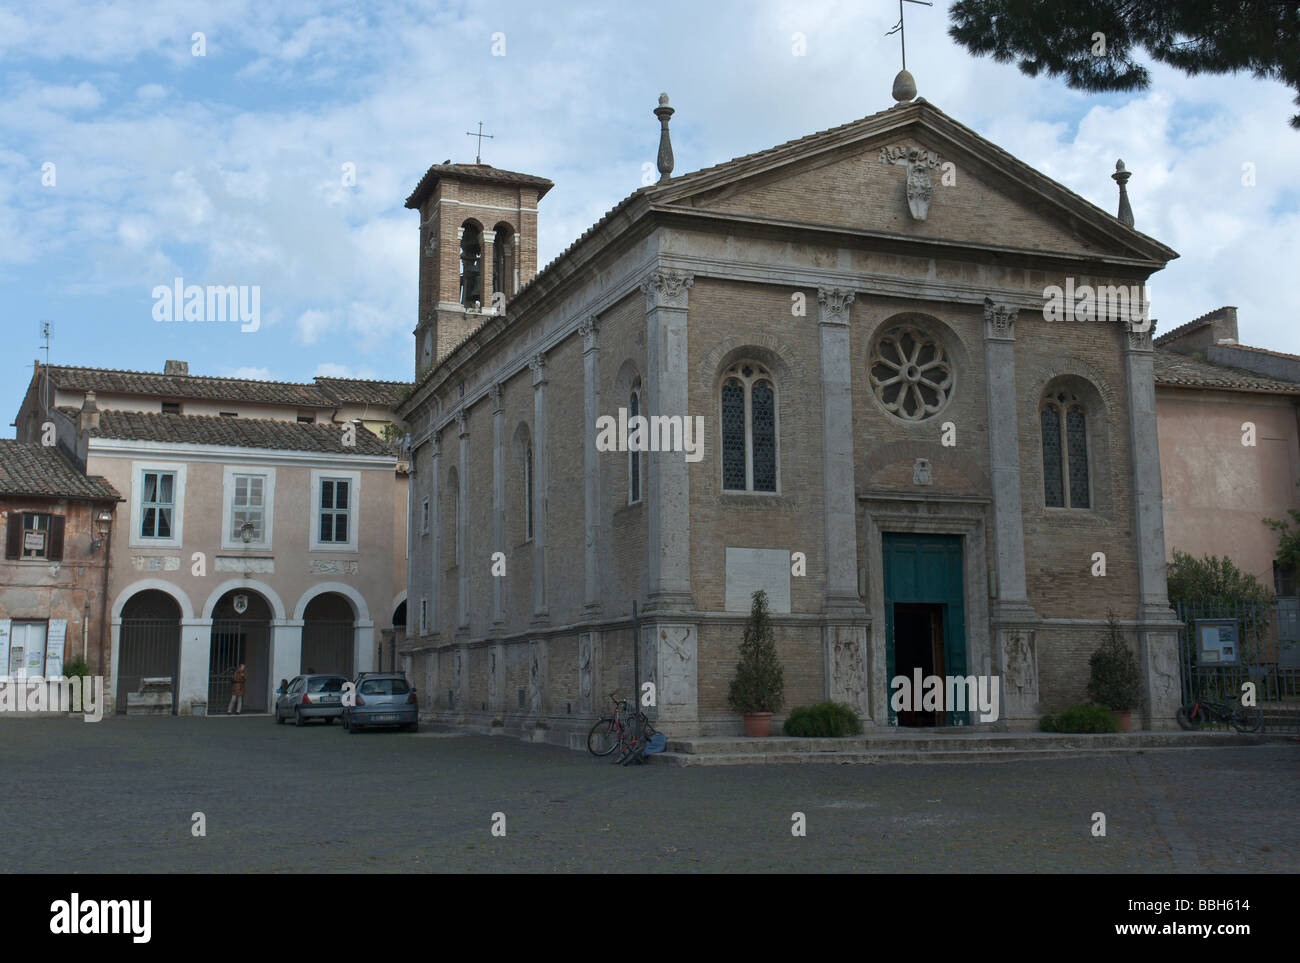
343;673;418;732
275;674;349;726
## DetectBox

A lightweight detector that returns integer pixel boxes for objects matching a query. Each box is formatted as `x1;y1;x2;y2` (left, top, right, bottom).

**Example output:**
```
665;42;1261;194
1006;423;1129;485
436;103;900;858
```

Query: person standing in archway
228;664;247;715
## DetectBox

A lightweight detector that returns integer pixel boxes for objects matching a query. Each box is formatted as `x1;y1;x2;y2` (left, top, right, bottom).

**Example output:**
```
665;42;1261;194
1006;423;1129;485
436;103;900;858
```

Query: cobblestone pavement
2;717;1296;873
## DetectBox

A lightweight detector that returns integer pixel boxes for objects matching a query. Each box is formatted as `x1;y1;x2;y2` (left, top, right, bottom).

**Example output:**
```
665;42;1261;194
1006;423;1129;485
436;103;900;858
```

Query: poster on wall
45;620;67;678
0;620;9;678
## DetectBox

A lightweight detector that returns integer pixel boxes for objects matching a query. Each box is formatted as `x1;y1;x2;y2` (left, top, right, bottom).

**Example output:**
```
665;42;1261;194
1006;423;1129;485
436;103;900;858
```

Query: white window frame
221;466;276;550
309;469;360;552
129;461;187;548
21;513;51;559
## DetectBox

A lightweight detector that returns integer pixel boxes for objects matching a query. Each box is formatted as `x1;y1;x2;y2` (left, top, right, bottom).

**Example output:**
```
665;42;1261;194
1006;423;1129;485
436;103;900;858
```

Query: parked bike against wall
1176;693;1262;733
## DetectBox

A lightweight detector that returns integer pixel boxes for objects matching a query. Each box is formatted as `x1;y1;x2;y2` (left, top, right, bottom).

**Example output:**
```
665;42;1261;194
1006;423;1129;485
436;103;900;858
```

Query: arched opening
209;590;272;713
459;222;483;307
302;593;356;678
492;222;514;299
117;590;182;714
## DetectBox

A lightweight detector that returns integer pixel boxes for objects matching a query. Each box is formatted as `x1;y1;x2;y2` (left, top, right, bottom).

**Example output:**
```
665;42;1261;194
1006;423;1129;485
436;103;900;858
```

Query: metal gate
301;620;353;677
116;618;180;714
1176;600;1300;733
209;619;269;712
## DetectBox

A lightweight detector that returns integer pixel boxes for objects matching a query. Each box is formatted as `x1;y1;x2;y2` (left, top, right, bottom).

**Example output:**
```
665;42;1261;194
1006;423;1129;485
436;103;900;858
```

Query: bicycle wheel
1176;704;1204;730
1232;705;1262;734
587;717;620;757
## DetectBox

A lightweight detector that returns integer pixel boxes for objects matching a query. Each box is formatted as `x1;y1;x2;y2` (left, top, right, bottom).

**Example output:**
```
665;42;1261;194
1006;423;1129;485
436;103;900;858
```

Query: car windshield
359;678;410;695
308;677;346;693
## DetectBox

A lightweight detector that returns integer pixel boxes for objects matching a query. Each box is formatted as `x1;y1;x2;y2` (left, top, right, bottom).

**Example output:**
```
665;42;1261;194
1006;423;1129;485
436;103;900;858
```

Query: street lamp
89;510;114;553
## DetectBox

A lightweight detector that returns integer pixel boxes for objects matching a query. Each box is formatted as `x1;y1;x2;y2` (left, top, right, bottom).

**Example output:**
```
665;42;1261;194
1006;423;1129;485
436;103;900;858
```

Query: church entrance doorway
883;533;968;727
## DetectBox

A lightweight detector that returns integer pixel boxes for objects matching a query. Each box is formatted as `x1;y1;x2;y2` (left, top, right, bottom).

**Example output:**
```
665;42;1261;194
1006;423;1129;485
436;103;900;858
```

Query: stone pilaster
430;433;442;634
641;269;695;612
530;353;549;624
490;383;505;630
578;630;600;717
527;636;549;737
480;230;495;306
580;316;602;614
983;298;1039;724
456;408;470;631
1123;317;1182;728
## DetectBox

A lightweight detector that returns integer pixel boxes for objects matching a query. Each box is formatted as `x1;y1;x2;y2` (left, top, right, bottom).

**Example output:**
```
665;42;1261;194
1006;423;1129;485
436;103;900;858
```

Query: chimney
79;391;100;433
164;360;189;376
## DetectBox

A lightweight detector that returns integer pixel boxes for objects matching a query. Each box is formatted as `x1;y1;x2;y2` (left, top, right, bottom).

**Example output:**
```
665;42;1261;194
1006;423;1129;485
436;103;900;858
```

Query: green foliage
1166;550;1274;608
727;590;785;714
782;701;863;738
1041;704;1120;734
60;657;91;680
1086;611;1142;711
1263;508;1300;574
948;0;1300;130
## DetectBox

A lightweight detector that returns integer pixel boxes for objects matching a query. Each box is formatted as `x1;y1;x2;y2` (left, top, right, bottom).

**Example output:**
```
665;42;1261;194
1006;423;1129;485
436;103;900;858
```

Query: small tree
1167;550;1274;608
1087;611;1141;712
1264;509;1300;580
728;589;785;714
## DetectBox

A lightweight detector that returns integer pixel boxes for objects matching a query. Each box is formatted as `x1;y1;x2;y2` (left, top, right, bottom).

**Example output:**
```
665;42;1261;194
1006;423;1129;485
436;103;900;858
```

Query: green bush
727;590;785;714
1046;704;1119;733
782;701;863;737
60;657;91;681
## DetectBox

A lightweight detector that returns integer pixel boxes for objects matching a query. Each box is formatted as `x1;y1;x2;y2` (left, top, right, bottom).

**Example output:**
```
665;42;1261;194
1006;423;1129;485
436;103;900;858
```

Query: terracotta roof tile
0;440;121;501
405;163;554;210
47;365;335;407
1153;348;1300;394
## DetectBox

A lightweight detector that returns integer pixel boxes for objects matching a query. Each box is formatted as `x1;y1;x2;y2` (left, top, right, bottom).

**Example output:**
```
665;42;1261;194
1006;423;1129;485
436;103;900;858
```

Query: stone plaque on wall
309;559;359;575
215;556;274;573
725;547;791;613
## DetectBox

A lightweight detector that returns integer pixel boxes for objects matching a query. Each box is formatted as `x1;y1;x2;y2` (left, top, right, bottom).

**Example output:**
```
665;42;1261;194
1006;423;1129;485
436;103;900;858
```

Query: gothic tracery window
629;383;642;504
721;361;777;493
1041;390;1090;509
869;324;953;421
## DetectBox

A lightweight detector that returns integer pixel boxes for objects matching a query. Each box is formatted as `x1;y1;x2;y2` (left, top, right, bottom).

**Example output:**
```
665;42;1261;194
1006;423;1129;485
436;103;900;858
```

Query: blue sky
2;0;1298;436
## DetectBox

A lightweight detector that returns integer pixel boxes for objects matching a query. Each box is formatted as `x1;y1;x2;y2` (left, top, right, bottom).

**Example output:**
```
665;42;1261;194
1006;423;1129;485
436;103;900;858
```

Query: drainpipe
98;503;113;688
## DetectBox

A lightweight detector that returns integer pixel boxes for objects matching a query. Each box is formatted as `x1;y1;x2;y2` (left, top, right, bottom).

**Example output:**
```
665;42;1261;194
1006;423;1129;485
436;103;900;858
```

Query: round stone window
869;324;954;421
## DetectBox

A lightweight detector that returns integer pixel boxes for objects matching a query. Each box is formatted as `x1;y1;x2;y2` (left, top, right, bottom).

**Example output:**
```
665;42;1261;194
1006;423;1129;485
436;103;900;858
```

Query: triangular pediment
648;100;1176;266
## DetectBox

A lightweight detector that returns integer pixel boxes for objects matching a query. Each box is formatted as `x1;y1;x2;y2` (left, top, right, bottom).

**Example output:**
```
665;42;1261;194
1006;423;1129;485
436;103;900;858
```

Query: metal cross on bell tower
465;121;494;164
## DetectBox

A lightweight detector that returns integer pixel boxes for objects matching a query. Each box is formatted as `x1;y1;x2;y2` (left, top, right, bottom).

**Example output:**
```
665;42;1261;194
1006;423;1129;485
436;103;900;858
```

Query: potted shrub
728;589;785;737
1087;611;1142;731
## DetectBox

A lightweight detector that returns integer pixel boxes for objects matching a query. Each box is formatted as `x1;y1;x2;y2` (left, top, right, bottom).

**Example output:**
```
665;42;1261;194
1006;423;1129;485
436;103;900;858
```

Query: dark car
343;673;418;733
275;674;349;726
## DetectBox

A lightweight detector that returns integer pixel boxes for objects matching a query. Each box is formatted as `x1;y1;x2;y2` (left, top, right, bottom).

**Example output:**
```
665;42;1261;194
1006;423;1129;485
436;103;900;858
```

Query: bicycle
587;693;630;757
613;708;657;766
1176;693;1262;733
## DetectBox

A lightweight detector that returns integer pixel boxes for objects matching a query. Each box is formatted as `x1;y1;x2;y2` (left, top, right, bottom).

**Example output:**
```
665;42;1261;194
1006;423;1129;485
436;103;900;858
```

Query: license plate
376;714;397;721
321;697;339;703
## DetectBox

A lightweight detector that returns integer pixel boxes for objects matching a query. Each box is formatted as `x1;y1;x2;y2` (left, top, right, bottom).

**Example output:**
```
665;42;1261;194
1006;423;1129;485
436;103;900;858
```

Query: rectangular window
421;497;430;535
420;598;428;634
230;474;266;543
297;415;314;424
318;477;351;544
21;513;50;559
140;471;176;538
162;402;181;415
219;411;238;418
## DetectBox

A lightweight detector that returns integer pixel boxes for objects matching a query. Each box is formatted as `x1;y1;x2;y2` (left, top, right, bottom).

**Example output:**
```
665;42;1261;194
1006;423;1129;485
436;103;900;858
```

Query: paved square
2;717;1296;873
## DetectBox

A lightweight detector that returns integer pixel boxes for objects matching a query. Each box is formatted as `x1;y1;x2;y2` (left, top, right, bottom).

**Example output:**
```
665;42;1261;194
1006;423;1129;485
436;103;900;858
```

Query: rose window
869;325;953;421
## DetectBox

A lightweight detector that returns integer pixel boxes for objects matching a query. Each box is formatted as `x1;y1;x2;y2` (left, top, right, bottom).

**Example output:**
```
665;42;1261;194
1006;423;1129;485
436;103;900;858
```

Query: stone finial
654;93;675;181
892;69;916;103
1112;159;1134;228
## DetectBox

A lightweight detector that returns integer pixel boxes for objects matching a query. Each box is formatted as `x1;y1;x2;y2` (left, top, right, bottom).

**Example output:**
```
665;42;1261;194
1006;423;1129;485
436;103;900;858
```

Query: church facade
396;92;1184;744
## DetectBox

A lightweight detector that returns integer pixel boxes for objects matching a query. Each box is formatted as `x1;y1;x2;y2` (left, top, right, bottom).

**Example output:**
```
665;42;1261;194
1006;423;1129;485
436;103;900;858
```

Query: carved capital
578;315;600;353
455;408;469;439
641;269;694;311
489;382;504;412
817;287;855;325
529;352;548;386
983;297;1018;341
431;433;442;459
1126;318;1156;352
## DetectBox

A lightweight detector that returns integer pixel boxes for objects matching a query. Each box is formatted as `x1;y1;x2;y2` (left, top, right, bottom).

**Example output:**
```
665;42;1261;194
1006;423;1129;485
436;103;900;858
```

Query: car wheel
295;708;306;727
325;716;334;725
407;718;419;733
349;719;361;734
275;707;285;725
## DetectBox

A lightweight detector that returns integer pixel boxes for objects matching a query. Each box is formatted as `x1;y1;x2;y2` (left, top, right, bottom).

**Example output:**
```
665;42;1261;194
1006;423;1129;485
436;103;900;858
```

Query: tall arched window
447;467;460;563
1041;390;1090;508
629;381;642;504
721;361;777;493
492;223;513;299
459;223;482;307
524;443;534;540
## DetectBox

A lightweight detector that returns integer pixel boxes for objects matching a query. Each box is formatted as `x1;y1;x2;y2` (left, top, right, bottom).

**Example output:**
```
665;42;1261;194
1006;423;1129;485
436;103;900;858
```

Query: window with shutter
47;515;65;561
5;513;23;559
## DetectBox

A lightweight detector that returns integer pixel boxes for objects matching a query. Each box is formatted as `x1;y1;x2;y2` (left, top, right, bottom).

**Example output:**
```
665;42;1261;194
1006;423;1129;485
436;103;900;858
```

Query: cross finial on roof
465;122;494;165
886;0;930;102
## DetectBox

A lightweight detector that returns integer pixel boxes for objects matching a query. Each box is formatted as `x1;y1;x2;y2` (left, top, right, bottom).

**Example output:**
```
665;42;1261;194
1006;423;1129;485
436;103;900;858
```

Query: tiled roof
65;409;398;456
1153;348;1300;394
404;162;554;210
314;378;411;407
1223;342;1300;363
46;365;335;407
1154;306;1236;346
0;440;121;501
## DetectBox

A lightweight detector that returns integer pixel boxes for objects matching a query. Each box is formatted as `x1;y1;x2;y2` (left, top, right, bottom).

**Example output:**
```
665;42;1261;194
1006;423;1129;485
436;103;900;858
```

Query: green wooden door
882;533;968;725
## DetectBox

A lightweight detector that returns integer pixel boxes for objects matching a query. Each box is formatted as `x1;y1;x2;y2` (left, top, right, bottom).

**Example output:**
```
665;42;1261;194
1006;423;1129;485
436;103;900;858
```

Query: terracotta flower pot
743;712;773;737
1113;709;1132;732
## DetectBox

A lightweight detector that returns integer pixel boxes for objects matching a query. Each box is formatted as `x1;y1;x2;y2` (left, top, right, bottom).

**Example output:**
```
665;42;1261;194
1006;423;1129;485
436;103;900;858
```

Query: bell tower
405;162;553;376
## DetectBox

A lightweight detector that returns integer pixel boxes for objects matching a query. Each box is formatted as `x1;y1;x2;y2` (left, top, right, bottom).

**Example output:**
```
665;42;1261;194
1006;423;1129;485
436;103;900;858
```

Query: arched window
492;223;513;299
629;381;642;504
1041;390;1090;508
459;223;482;307
524;443;534;540
721;361;777;493
447;467;460;564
